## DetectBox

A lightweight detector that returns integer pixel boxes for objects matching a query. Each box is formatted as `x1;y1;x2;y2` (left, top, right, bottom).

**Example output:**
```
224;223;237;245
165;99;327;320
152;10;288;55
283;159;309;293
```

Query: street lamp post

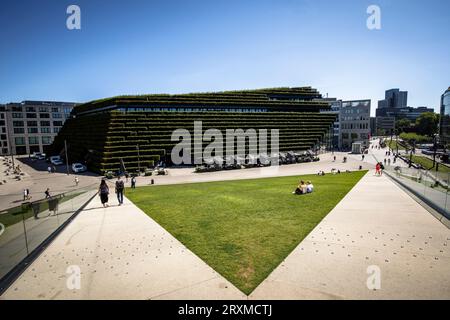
395;129;399;155
64;139;70;175
136;144;140;174
389;129;394;153
409;139;416;168
432;135;437;169
6;125;15;168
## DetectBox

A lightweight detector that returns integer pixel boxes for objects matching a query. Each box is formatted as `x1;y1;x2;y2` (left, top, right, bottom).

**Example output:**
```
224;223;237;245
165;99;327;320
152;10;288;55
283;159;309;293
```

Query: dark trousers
117;190;124;204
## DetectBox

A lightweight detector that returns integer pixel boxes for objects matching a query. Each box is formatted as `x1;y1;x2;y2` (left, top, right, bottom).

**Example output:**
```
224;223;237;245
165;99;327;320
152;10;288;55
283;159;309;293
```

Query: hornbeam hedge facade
51;87;336;174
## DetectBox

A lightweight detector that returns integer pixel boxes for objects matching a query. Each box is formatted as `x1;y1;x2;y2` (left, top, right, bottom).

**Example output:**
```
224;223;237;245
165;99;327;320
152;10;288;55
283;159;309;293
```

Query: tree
415;112;439;137
399;132;431;145
395;118;411;134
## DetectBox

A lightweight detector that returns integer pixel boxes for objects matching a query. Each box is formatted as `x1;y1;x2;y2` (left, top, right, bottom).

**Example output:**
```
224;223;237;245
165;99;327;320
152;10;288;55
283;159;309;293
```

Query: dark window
27;121;38;126
40;121;50;126
53;121;63;126
14;128;25;134
13;121;24;127
28;136;39;145
39;113;50;118
15;137;25;145
42;136;52;144
28;127;38;134
26;113;37;118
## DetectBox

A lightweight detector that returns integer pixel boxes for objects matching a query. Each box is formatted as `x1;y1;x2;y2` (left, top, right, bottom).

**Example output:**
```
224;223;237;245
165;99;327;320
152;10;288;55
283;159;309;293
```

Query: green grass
387;139;406;151
126;171;367;294
411;155;450;173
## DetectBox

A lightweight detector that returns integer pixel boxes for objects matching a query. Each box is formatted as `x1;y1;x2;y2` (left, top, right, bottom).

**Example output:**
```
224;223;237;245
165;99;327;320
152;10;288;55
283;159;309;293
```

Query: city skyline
1;0;449;116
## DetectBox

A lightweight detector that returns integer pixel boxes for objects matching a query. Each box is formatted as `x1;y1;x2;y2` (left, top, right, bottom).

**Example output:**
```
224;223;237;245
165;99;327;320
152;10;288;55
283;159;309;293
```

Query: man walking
115;176;125;205
131;176;136;189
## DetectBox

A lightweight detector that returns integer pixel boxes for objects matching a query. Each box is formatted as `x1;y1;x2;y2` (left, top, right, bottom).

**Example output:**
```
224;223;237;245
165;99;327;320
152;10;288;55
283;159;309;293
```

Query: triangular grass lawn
126;170;367;295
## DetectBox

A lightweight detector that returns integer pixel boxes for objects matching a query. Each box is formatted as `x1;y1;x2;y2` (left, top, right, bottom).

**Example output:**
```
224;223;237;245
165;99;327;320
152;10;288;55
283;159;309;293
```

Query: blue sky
0;0;448;115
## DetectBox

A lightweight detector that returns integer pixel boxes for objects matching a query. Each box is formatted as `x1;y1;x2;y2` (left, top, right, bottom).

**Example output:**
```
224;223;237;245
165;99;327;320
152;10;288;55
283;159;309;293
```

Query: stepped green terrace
51;87;336;174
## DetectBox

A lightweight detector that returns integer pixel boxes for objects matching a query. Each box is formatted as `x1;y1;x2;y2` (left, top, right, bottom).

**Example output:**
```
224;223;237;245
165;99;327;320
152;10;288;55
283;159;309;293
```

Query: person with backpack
115;176;125;205
98;179;110;208
375;162;381;176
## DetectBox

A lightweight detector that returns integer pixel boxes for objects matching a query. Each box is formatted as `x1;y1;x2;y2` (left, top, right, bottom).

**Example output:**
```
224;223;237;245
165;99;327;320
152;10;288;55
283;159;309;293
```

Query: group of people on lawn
292;180;314;195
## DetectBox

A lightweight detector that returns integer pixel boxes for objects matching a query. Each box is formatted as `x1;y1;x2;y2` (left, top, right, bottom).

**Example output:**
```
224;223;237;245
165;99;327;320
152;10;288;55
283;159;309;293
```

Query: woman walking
98;179;110;208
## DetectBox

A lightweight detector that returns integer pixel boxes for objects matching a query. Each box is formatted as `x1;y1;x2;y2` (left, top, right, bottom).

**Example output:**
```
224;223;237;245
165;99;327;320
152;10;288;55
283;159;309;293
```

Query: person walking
23;188;29;201
98;179;110;208
45;188;51;199
75;177;79;186
115;176;125;206
47;166;52;174
375;162;381;176
362;154;365;161
131;176;136;189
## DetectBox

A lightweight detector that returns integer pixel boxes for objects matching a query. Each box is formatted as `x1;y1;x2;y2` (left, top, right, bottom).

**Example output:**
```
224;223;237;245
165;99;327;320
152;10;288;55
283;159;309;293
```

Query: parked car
31;152;46;160
71;163;87;173
105;171;115;179
50;156;64;166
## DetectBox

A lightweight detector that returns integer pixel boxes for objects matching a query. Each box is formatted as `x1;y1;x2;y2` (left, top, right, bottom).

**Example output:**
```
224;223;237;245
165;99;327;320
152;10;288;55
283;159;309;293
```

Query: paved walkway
127;152;370;187
250;171;450;299
0;156;101;211
1;145;449;299
1;195;245;300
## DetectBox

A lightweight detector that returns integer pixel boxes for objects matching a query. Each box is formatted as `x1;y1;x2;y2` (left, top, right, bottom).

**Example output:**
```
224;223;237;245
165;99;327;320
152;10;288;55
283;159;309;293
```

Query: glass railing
383;164;450;219
0;185;97;285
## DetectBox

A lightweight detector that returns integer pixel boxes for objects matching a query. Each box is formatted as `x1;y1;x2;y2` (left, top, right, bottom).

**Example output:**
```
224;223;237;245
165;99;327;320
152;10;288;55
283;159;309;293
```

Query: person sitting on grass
306;181;314;193
292;180;307;195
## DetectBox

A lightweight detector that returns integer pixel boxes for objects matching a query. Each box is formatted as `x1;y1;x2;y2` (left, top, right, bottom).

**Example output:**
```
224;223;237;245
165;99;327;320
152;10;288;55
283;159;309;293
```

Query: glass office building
439;87;450;149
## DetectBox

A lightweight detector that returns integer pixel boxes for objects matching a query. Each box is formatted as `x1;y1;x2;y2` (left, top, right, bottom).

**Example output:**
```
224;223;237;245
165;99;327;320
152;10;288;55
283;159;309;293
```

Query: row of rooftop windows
12;112;69;119
116;107;270;113
14;136;53;146
13;127;61;134
9;106;73;113
341;123;369;130
12;121;63;127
